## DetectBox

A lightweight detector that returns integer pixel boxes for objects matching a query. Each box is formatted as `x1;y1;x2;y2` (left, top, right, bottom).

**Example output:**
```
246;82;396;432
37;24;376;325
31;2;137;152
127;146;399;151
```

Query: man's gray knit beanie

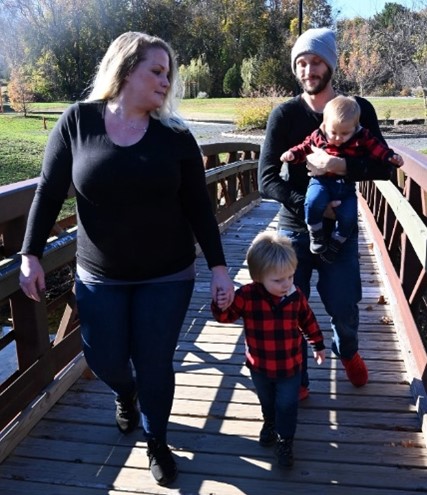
291;27;337;74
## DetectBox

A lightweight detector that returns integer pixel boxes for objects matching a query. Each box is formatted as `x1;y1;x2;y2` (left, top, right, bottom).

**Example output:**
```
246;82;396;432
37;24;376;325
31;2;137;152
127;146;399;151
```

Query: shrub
414;87;425;98
374;82;399;96
223;64;242;97
384;108;391;124
400;87;412;97
235;97;274;130
254;58;287;92
179;56;211;99
241;56;258;97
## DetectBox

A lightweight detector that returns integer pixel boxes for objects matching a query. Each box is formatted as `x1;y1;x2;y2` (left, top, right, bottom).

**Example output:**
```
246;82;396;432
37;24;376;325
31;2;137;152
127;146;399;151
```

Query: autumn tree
372;3;427;115
8;66;34;116
282;0;334;35
337;19;382;96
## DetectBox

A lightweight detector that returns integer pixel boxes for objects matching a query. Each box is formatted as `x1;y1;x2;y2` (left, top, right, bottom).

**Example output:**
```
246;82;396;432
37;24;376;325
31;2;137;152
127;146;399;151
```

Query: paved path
187;121;427;151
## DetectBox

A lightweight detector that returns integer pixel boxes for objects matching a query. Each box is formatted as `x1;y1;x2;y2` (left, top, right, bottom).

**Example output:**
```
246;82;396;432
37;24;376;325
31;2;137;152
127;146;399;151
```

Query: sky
333;0;424;19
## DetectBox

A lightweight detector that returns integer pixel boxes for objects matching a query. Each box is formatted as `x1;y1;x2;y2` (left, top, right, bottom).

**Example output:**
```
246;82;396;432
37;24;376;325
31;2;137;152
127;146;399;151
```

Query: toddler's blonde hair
247;231;297;282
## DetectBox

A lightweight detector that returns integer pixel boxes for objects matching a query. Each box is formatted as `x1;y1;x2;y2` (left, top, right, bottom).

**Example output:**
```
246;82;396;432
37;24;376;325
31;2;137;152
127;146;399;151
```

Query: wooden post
0;85;3;113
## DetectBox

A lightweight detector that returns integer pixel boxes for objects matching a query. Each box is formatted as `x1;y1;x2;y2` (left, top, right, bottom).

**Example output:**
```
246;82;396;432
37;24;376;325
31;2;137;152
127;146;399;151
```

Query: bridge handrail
2;140;427;455
0;141;260;460
358;143;427;423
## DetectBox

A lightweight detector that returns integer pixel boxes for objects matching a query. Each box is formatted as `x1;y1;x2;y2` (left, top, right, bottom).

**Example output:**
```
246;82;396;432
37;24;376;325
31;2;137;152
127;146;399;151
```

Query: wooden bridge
1;141;427;494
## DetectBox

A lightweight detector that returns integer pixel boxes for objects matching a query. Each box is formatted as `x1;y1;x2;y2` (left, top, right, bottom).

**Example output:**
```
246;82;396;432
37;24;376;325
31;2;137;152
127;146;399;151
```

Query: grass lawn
180;96;427;121
366;97;426;120
0;114;59;185
31;96;426;122
1;97;426;187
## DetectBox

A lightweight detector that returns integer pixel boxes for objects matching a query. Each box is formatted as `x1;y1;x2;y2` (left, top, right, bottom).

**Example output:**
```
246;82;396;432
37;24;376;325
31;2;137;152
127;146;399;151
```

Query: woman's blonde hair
246;231;298;282
86;31;187;131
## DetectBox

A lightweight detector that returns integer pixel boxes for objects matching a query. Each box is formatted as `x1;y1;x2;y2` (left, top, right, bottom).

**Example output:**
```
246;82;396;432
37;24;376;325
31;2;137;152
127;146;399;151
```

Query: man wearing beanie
258;28;392;404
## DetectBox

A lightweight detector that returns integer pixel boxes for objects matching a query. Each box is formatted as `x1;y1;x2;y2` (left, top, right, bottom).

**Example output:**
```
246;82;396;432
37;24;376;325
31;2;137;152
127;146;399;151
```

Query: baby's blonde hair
247;231;298;282
323;95;360;127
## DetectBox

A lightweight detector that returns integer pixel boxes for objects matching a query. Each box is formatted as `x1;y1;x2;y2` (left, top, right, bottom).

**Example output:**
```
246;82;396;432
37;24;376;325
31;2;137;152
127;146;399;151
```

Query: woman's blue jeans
75;278;194;442
279;225;362;384
250;369;301;439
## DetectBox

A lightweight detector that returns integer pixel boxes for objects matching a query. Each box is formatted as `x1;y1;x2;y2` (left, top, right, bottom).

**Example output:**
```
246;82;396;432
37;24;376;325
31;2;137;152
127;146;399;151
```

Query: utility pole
298;0;303;35
294;0;304;96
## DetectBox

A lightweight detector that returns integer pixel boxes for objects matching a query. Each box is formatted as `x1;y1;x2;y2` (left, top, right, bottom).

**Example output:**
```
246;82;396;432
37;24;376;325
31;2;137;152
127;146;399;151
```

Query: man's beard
299;68;332;95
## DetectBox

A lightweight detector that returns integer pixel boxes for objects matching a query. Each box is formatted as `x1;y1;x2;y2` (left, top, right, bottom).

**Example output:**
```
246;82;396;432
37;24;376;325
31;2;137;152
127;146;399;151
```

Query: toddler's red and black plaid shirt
211;283;325;379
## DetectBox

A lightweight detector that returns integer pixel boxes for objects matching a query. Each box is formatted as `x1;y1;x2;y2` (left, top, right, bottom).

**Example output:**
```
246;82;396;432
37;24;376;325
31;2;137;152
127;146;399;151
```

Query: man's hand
323;200;341;220
306;146;346;176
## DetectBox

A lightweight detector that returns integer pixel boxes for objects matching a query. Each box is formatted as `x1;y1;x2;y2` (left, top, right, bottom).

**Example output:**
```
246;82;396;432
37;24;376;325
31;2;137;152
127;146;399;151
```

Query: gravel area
187;121;427;151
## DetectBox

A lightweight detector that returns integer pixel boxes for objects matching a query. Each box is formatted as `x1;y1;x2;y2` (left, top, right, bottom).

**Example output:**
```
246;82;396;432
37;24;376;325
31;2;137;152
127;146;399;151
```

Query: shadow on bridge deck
0;199;426;494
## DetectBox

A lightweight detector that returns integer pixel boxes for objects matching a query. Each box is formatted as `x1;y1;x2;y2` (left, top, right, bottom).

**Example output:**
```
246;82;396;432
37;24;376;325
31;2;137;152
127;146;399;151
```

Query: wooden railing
0;142;260;461
358;144;427;422
1;139;427;457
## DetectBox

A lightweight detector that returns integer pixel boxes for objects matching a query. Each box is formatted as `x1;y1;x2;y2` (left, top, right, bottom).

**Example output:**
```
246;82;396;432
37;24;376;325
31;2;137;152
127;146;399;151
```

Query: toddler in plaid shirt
211;231;325;469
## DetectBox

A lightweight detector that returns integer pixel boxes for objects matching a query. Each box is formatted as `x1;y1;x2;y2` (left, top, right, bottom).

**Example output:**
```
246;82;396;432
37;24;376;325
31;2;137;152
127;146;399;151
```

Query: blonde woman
19;31;234;487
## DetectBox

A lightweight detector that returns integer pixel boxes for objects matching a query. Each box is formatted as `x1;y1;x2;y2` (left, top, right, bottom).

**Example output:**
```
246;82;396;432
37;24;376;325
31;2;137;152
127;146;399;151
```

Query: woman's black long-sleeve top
21;101;226;280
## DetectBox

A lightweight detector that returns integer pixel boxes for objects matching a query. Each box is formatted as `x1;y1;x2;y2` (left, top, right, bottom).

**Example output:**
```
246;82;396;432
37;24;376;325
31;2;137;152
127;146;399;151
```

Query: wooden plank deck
1;199;427;494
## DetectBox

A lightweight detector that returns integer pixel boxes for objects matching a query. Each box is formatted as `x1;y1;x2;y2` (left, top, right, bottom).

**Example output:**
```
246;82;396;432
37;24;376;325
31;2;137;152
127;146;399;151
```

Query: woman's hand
210;265;234;310
306;146;346;177
19;254;46;302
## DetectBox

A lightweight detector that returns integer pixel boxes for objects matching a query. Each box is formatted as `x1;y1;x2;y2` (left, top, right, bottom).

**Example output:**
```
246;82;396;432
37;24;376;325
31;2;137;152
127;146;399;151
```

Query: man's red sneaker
341;352;368;387
298;386;310;401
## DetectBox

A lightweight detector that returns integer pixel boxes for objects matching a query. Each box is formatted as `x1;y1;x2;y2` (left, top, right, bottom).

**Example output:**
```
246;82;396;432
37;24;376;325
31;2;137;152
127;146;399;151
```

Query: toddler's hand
390;154;404;168
313;349;326;365
215;288;231;311
280;150;294;162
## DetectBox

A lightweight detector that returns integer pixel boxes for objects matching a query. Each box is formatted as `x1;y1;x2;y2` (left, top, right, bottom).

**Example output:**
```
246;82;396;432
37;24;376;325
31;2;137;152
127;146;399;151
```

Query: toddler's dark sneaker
308;228;326;254
259;420;277;447
275;437;294;469
320;237;344;263
341;352;368;387
115;393;140;434
147;439;178;486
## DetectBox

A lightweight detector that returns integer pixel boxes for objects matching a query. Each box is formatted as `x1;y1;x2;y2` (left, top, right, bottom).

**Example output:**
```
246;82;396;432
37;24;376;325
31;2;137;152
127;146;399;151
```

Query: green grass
20;96;427;121
0;138;45;184
0;113;77;218
0;114;60;185
180;96;426;121
179;97;240;120
0;97;425;187
366;97;426;120
32;101;72;112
